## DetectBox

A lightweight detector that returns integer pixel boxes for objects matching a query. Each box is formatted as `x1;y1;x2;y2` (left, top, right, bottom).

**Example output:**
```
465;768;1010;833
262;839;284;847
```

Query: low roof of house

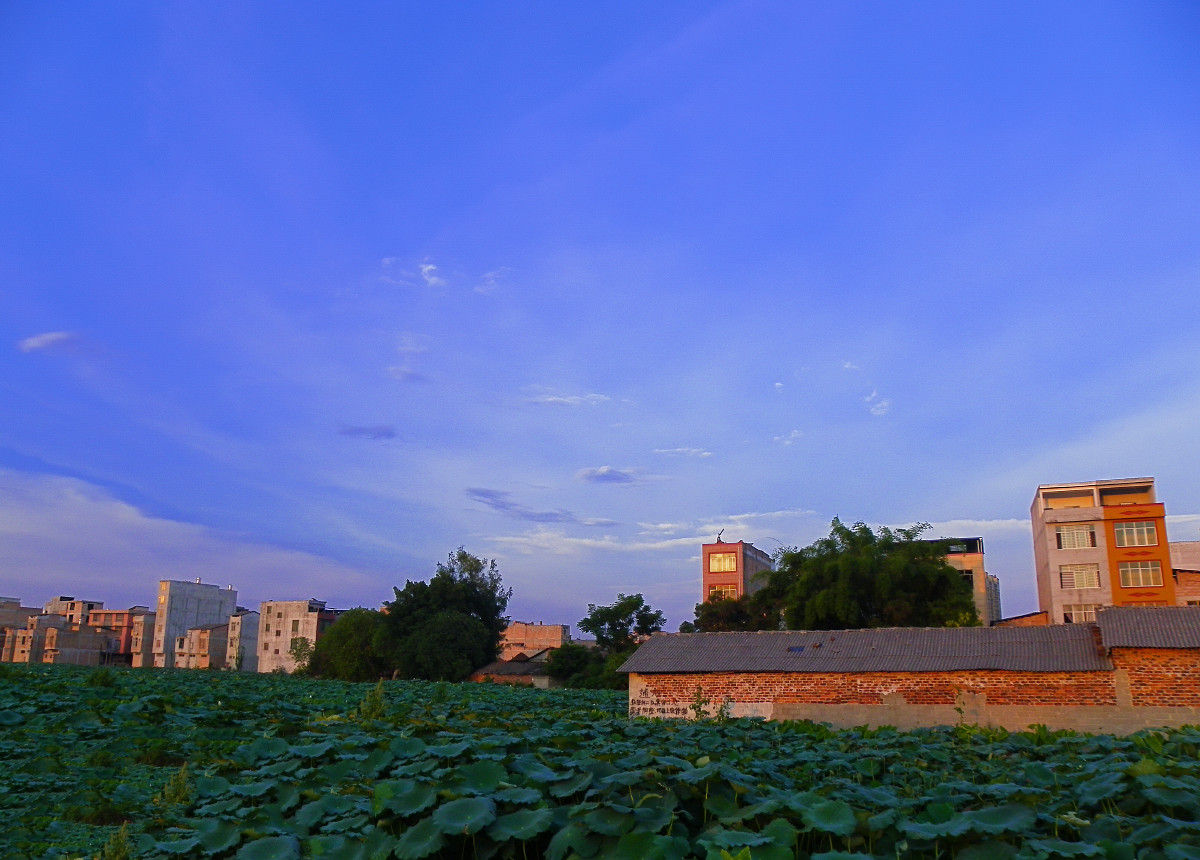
472;659;549;677
618;625;1112;674
621;608;1200;675
1097;606;1200;649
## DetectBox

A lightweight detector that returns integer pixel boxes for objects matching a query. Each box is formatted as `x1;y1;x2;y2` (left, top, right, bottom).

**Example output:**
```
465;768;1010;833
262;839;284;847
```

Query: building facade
175;623;230;669
129;612;156;667
151;580;239;668
499;622;570;660
620;607;1200;733
939;537;1002;625
1032;478;1176;624
701;540;773;602
227;610;260;672
44;596;104;625
257;599;341;673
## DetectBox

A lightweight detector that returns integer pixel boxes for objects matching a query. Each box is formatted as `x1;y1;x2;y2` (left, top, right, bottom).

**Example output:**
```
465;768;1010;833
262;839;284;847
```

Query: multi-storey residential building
175;623;230;669
939;537;1002;625
701;540;773;602
44;596;103;624
1032;478;1176;624
228;610;260;672
86;607;153;665
5;614;68;663
129;612;156;667
257;599;341;673
151;580;239;668
42;624;118;666
0;598;41;629
499;622;570;660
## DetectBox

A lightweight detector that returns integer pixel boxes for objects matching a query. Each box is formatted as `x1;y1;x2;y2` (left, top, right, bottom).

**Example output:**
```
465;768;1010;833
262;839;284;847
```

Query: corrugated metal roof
1097;606;1200;649
618;625;1112;674
471;660;549;677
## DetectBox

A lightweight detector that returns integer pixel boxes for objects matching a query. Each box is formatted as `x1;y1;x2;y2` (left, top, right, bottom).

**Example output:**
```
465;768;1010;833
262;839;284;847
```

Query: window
1063;604;1099;623
1060;564;1101;589
275;630;281;637
264;623;270;632
1113;521;1157;547
291;619;300;633
709;553;737;572
262;642;268;651
708;585;738;601
1119;561;1163;588
1187;601;1200;607
1055;524;1096;549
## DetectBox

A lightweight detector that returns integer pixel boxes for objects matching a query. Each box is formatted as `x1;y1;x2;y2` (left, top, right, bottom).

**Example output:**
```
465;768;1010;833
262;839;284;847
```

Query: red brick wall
1175;571;1200;605
995;612;1050;627
1112;647;1200;707
633;668;1118;709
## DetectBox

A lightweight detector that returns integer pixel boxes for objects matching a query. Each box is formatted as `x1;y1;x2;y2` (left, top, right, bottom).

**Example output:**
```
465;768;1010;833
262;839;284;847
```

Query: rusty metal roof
1097;606;1200;649
618;625;1113;674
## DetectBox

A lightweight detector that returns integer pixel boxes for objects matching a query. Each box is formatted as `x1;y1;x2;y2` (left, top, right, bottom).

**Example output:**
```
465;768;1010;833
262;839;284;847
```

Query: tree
762;518;979;630
689;594;781;632
308;609;390;681
378;547;512;681
577;593;666;652
287;636;314;674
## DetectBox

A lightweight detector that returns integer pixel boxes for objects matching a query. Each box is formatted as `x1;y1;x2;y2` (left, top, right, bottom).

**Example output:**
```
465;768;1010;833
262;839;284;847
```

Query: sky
4;2;1200;632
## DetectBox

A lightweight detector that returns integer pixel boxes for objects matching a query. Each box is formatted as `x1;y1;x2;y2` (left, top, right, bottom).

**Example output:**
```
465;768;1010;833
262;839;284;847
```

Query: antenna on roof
716;529;724;543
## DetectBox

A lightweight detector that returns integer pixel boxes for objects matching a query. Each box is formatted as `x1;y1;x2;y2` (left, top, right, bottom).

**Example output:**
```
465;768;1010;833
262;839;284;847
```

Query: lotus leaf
431;796;496;835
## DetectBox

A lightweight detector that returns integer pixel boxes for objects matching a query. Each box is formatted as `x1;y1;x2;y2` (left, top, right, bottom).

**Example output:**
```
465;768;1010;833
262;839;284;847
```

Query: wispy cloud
864;390;890;416
841;360;859;371
396;332;429;355
386;366;426;382
466;488;614;526
490;527;701;556
774;382;784;391
338;424;398;440
18;331;80;354
773;429;803;445
0;470;381;610
476;267;511;295
577;466;636;484
525;390;610;406
419;261;446;288
657;446;710;460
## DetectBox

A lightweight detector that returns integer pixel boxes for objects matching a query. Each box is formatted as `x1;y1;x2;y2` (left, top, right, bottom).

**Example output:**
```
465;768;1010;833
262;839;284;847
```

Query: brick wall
628;644;1200;732
1175;571;1200;605
994;612;1050;627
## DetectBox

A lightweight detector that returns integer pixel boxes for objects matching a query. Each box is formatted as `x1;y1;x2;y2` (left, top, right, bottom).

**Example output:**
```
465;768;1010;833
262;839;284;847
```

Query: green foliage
98;823;134;860
357;680;387;721
159;762;192;805
286;636;314;674
6;661;1200;860
577;592;665;652
690;594;781;632
379;547;511;681
761;518;980;629
307;608;389;682
86;666;118;687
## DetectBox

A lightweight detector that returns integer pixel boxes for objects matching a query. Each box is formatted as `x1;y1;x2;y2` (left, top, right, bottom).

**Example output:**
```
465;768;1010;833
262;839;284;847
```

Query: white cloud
419;262;446;288
386;366;425;382
577;466;636;484
396;332;429;355
774;382;783;391
773;429;803;445
525;391;610;406
18;331;78;353
864;389;890;416
490;527;702;556
476;267;511;295
0;470;383;611
842;361;859;371
653;447;713;458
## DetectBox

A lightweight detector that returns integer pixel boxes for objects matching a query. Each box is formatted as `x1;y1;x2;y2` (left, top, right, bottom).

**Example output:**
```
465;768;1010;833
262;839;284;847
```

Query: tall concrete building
940;537;1002;625
257;599;341;673
1032;478;1176;624
701;539;773;602
228;610;260;672
151;580;239;668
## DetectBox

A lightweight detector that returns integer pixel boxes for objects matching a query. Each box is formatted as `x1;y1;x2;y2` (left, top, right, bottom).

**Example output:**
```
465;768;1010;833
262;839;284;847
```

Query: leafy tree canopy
379;547;512;681
308;609;389;682
759;518;979;630
687;594;780;632
577;593;665;653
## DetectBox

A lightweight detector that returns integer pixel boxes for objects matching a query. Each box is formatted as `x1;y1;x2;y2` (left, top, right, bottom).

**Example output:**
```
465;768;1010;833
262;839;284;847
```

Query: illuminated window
709;553;737;572
708;585;739;601
1063;604;1099;623
1119;561;1162;588
1055;524;1096;549
1114;521;1157;547
1059;564;1100;589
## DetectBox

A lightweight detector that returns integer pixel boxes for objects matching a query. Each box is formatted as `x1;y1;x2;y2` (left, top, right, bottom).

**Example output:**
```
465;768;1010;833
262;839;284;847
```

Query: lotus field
2;665;1200;859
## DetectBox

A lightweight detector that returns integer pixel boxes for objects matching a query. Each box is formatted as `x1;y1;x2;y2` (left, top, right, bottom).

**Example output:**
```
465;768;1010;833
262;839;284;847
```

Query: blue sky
4;2;1200;631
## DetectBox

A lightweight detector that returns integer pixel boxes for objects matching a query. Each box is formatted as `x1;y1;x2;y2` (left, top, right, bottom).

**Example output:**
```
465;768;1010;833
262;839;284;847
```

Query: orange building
499;622;570;660
701;539;773;602
1032;478;1176;624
